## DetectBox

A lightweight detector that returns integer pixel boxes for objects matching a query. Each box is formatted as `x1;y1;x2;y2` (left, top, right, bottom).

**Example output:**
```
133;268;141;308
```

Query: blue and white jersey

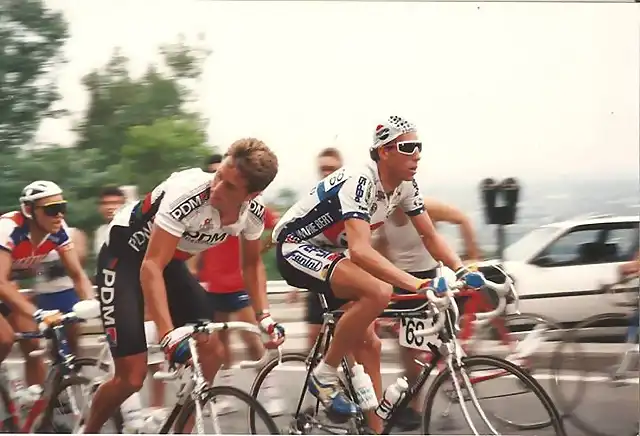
273;161;425;249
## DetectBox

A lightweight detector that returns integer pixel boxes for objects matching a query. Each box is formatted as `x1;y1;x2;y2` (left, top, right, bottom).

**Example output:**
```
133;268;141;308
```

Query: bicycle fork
441;341;500;436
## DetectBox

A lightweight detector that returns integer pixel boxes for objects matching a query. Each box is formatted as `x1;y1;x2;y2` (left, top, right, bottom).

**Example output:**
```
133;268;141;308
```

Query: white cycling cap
371;116;417;150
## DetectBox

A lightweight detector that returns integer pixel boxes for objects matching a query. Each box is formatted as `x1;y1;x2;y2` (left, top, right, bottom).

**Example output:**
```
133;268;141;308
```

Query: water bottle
375;377;408;420
121;393;145;433
351;364;378;411
22;385;43;408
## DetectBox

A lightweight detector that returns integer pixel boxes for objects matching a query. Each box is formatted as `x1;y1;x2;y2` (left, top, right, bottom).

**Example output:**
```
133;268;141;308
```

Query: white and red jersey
106;168;266;260
273;161;425;248
0;211;72;271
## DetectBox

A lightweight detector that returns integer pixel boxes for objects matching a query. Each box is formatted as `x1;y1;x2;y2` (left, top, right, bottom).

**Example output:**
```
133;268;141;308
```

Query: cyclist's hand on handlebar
258;312;285;349
455;266;486;289
33;309;63;331
160;326;193;366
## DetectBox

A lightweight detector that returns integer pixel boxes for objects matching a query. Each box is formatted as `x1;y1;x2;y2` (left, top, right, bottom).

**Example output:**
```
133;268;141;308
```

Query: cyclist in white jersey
34;228;90;352
273;116;482;432
374;200;480;429
82;138;285;434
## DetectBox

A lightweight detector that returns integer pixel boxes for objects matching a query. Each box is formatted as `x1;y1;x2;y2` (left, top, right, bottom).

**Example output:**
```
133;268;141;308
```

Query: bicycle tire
549;312;633;436
421;354;566;436
0;380;17;433
36;357;124;433
173;385;279;434
248;352;309;434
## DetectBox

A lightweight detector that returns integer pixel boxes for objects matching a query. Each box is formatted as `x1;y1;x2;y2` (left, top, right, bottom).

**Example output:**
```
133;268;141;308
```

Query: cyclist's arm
619;251;640;277
345;218;423;291
240;236;269;316
140;225;180;338
58;244;94;300
409;211;463;271
0;250;38;318
71;228;88;265
241;197;270;316
424;198;480;260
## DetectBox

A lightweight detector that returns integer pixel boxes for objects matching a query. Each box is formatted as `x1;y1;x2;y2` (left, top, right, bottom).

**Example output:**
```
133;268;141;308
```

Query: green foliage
0;0;68;151
121;117;210;194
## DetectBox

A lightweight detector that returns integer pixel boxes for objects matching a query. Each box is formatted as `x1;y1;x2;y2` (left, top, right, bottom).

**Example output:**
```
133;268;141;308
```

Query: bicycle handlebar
153;321;282;381
411;263;516;338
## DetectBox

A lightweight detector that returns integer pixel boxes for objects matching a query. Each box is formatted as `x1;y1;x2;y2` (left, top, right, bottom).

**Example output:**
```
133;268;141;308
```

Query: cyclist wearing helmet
0;181;94;388
273;116;483;432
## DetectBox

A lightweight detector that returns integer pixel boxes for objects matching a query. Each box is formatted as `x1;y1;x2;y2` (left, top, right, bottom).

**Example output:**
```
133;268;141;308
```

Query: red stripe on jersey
141;193;152;214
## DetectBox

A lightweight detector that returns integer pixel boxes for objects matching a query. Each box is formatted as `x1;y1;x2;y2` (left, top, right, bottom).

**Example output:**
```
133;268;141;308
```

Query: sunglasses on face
38;201;67;217
386;140;422;155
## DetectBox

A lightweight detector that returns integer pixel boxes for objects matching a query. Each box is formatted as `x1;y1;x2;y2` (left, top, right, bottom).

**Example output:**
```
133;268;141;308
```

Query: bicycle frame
148;320;277;435
293;290;514;435
0;318;86;433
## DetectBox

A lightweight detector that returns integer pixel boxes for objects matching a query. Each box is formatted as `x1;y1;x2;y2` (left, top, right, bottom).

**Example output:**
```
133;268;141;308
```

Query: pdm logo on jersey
249;200;265;220
170;189;211;221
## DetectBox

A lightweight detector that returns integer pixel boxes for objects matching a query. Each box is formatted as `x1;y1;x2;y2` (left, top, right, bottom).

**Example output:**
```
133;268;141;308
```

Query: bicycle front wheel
422;355;565;436
173;385;279;434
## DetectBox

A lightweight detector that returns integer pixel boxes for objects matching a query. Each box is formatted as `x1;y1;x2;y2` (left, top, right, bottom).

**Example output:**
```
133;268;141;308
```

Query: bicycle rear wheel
173;385;279;434
550;312;638;436
37;357;123;433
422;355;565;435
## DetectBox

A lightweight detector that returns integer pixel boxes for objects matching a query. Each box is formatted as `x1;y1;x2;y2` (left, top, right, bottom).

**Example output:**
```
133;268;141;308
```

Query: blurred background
1;0;638;280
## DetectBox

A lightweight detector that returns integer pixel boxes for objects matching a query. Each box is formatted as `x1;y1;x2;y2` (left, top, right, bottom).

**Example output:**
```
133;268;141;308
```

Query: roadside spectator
93;186;126;255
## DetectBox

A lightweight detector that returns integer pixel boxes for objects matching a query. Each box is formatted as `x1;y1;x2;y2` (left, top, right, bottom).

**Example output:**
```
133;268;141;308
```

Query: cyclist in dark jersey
82;138;285;433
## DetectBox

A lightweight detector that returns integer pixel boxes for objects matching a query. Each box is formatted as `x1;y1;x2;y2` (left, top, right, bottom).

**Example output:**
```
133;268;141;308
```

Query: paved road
6;358;634;435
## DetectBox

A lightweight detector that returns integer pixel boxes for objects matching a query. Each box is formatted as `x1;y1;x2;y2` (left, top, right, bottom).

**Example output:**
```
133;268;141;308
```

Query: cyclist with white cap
273;116;483;432
0;181;94;389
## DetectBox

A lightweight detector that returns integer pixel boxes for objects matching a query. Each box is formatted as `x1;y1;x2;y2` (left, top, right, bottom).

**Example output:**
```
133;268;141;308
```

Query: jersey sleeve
399;179;425;216
242;197;266;240
337;174;376;222
155;182;191;237
0;218;17;253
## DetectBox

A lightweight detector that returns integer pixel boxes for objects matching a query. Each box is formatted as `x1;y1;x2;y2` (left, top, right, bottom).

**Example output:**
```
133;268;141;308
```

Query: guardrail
20;280;299;297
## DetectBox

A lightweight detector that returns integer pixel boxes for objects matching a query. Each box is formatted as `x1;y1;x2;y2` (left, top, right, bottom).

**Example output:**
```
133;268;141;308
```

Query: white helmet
19;181;63;218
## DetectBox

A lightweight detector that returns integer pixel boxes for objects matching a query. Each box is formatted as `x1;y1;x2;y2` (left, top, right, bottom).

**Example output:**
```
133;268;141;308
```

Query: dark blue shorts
0;288;80;318
35;288;80;313
206;290;251;313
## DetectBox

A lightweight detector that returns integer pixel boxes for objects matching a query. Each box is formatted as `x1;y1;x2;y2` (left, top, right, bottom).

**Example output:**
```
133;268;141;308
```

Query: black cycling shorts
276;240;350;325
96;226;211;358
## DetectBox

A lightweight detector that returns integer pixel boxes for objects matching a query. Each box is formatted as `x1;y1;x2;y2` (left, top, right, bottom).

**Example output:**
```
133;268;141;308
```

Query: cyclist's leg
278;241;391;417
164;260;224;382
84;247;149;433
143;319;166;408
351;320;384;432
35;288;81;353
0;307;14;363
306;293;324;351
7;310;46;386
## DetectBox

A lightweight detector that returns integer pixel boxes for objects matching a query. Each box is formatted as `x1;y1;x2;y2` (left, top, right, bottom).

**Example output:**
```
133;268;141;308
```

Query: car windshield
504;226;560;261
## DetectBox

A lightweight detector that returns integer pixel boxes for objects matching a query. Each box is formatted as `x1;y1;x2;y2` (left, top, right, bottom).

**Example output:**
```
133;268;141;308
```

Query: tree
120;117;210;194
0;0;68;152
74;37;210;166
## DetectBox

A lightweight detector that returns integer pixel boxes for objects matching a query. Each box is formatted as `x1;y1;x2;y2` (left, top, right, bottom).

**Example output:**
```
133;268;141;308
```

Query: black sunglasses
386;140;422;155
38;201;67;217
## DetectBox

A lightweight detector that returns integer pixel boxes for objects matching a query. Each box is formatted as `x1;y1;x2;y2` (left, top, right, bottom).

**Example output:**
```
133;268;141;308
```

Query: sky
40;0;640;198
